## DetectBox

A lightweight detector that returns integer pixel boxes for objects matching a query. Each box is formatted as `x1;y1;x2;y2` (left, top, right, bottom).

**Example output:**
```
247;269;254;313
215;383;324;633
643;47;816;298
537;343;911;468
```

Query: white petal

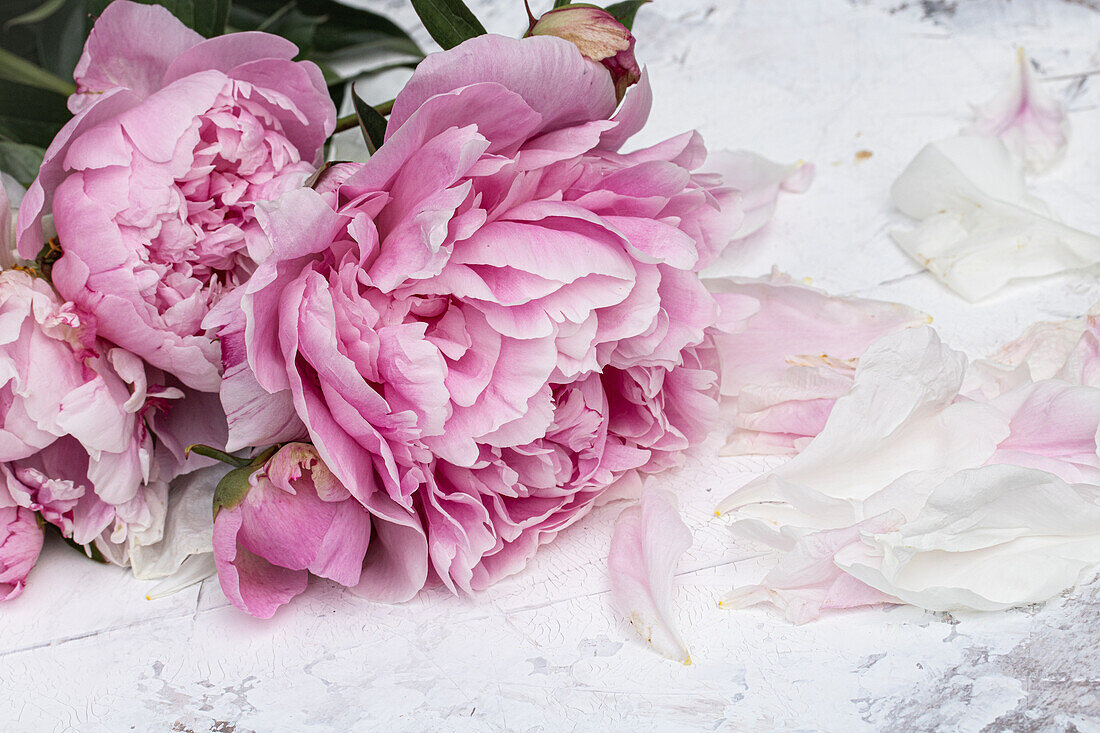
890;135;1100;301
718;327;1009;528
129;464;222;580
835;465;1100;611
608;489;692;664
967;48;1069;174
704;151;814;240
144;553;216;601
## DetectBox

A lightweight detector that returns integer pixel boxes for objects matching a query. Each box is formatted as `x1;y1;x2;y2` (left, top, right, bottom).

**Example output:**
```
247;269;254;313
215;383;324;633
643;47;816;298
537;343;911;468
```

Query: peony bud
528;3;641;101
211;443;372;618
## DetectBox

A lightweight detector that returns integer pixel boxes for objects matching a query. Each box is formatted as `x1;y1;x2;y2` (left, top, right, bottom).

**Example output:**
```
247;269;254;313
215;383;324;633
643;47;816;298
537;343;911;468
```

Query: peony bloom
527;3;641;100
212;33;742;607
0;503;43;600
16;0;336;391
0;270;168;565
212;442;421;618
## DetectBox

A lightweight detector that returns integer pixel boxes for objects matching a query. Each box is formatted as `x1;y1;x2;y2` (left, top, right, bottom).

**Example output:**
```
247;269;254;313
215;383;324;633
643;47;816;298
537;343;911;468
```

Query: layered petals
18;0;336;391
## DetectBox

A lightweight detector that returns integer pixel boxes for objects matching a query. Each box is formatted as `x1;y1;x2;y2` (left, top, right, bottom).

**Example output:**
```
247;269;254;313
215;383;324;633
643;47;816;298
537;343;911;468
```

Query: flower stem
334;99;395;133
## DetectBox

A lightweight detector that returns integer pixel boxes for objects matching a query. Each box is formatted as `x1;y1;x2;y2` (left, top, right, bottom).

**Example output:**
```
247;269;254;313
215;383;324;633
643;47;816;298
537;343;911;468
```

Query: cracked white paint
4;0;1100;730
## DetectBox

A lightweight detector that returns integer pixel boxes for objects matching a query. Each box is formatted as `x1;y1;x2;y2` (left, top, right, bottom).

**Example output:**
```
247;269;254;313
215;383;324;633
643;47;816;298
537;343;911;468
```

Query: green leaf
0;140;45;187
0;78;71;147
410;0;486;50
36;0;87;79
352;86;387;154
0;46;75;95
553;0;572;7
230;0;421;59
604;0;650;30
3;0;69;29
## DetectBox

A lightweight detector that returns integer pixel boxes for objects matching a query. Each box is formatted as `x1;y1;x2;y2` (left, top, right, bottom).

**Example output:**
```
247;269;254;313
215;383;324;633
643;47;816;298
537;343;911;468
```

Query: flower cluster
0;0;754;615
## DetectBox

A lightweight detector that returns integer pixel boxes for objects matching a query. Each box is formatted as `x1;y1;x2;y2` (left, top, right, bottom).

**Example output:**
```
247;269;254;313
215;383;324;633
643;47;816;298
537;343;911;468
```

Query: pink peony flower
0;270;167;561
212;442;423;618
0;503;43;600
16;0;336;391
212;34;741;608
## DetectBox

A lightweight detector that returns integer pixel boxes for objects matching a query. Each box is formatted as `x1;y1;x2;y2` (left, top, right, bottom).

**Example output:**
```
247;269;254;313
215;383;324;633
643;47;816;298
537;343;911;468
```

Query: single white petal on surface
968;48;1069;174
608;489;692;664
705;151;814;240
129;465;222;580
835;465;1100;611
717;326;1009;528
144;553;216;601
890;135;1100;301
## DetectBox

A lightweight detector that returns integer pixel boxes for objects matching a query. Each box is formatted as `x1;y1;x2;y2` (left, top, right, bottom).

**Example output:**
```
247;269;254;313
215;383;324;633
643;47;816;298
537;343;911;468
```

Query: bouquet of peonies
0;0;768;616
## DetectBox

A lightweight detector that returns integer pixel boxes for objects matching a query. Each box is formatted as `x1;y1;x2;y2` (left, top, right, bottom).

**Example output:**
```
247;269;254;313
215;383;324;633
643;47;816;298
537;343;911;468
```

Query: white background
5;0;1100;730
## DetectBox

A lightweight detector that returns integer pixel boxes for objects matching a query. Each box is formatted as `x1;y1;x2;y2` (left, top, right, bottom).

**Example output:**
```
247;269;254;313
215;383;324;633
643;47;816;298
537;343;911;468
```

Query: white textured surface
6;1;1100;730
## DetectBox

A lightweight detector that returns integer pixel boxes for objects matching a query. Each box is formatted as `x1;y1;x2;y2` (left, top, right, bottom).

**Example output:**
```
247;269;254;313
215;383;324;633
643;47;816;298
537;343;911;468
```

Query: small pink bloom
528;4;641;101
0;503;43;600
213;443;425;618
16;0;336;391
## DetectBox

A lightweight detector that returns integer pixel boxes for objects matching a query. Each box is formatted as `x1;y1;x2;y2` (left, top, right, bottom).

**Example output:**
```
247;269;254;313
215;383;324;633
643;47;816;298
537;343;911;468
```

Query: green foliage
604;0;651;30
0;141;46;187
0;78;71;148
352;85;387;154
410;0;487;50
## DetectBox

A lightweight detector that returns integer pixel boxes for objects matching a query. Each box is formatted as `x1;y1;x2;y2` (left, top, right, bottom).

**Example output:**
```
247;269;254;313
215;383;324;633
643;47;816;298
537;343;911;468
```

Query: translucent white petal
129;464;222;580
608;489;692;663
967;48;1069;174
890;135;1100;301
835;465;1100;611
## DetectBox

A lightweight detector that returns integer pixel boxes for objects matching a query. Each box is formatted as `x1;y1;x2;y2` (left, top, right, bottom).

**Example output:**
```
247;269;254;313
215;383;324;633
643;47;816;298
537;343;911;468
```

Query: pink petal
608;489;692;663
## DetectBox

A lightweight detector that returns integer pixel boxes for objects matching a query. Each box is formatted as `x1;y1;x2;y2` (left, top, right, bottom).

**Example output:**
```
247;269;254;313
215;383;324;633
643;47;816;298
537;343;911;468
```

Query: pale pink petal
608;489;692;663
703;151;814;240
968;48;1069;174
69;0;203;112
721;512;903;624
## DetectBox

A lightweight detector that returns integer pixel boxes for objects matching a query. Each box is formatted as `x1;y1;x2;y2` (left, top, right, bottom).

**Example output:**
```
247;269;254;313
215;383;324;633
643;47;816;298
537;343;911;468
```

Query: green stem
0;47;76;96
334;98;395;133
186;443;252;468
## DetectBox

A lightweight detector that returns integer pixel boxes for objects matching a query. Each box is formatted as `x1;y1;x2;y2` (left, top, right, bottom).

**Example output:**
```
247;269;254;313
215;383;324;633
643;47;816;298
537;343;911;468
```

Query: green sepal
211;445;281;517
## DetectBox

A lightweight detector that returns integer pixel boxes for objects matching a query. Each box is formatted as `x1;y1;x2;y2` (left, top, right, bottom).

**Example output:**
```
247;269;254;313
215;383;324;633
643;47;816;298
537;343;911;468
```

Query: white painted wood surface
5;1;1100;730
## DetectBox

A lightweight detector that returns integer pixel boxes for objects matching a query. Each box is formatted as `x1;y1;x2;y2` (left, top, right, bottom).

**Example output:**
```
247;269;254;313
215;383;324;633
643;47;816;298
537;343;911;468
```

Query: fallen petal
968;48;1069;174
891;135;1100;301
608;489;692;663
835;465;1100;611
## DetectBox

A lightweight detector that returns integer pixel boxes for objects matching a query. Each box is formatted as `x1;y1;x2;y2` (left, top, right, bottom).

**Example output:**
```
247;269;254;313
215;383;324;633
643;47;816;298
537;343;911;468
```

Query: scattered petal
707;273;929;454
721;512;904;624
968;48;1069;174
608;489;692;663
891;135;1100;301
717;326;1008;528
835;465;1100;611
